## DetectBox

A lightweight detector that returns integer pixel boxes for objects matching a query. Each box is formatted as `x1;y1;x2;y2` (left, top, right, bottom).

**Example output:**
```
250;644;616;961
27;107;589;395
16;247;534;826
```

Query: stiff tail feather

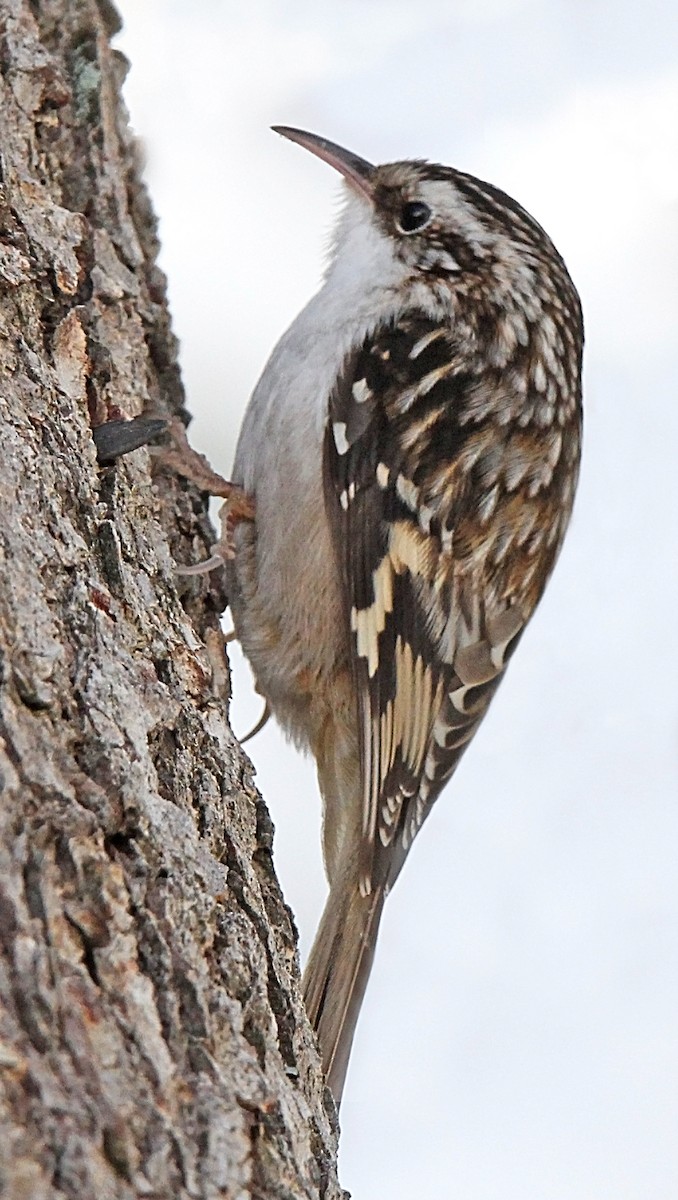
303;877;386;1105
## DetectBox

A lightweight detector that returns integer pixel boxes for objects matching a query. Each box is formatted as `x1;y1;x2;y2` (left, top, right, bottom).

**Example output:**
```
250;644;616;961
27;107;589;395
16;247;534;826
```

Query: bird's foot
154;418;255;574
176;490;255;575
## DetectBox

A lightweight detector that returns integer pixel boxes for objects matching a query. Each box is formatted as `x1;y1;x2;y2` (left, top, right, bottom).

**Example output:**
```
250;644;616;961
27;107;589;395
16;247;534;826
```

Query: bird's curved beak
272;126;374;202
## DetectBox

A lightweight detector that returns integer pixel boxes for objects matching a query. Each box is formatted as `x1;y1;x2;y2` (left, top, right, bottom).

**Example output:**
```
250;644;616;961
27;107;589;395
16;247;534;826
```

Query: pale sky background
115;3;678;1196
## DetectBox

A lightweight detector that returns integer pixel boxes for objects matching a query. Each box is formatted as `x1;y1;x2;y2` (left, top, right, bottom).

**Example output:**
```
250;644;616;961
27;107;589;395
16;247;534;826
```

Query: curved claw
176;553;226;577
240;702;271;744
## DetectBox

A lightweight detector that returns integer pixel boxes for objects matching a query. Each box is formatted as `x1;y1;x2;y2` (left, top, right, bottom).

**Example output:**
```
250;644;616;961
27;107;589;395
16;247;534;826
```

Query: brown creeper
226;127;583;1105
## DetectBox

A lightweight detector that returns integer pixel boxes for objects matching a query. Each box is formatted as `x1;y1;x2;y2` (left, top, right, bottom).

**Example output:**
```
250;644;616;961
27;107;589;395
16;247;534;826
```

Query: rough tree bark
0;3;344;1197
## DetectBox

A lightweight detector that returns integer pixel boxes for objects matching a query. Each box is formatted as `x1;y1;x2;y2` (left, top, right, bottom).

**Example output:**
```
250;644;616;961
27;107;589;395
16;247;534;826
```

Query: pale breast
227;205;411;749
227;307;353;747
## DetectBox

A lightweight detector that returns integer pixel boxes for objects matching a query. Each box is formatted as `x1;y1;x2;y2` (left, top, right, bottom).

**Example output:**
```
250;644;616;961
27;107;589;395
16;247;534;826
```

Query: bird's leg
154;417;255;573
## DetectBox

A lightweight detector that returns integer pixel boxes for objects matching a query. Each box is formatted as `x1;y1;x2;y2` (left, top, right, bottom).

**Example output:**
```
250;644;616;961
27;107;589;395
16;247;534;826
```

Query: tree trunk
0;3;343;1197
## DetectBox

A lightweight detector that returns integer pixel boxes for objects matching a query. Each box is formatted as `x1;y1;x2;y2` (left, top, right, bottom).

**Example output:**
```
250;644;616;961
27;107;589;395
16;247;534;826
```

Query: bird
225;126;583;1106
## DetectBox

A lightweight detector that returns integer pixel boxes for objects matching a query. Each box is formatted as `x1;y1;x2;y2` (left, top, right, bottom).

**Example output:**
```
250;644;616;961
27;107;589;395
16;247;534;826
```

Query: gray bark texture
0;2;344;1197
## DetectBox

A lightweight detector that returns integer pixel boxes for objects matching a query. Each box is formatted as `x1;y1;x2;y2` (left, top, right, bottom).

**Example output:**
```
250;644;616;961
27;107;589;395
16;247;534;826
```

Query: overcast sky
115;4;678;1196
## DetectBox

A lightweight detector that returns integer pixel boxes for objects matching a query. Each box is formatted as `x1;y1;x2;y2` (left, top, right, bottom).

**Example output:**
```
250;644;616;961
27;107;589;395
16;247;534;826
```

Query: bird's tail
302;875;386;1106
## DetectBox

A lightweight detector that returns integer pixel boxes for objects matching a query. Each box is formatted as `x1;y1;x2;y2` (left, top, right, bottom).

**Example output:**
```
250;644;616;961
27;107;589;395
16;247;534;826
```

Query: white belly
227;206;408;748
228;304;351;747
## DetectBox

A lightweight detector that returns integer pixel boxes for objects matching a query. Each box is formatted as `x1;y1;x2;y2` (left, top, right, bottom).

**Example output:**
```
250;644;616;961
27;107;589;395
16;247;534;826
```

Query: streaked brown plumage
226;128;583;1105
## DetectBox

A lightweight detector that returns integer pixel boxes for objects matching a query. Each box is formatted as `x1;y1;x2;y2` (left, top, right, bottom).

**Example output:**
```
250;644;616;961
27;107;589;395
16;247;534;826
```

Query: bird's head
271;126;582;364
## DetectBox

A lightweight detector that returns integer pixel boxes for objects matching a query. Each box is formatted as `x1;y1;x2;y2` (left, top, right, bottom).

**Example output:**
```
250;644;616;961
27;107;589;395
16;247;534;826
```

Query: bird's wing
324;311;565;894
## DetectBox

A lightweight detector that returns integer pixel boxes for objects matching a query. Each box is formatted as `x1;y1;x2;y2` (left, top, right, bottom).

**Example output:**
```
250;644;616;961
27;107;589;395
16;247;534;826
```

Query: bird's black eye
397;201;432;234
